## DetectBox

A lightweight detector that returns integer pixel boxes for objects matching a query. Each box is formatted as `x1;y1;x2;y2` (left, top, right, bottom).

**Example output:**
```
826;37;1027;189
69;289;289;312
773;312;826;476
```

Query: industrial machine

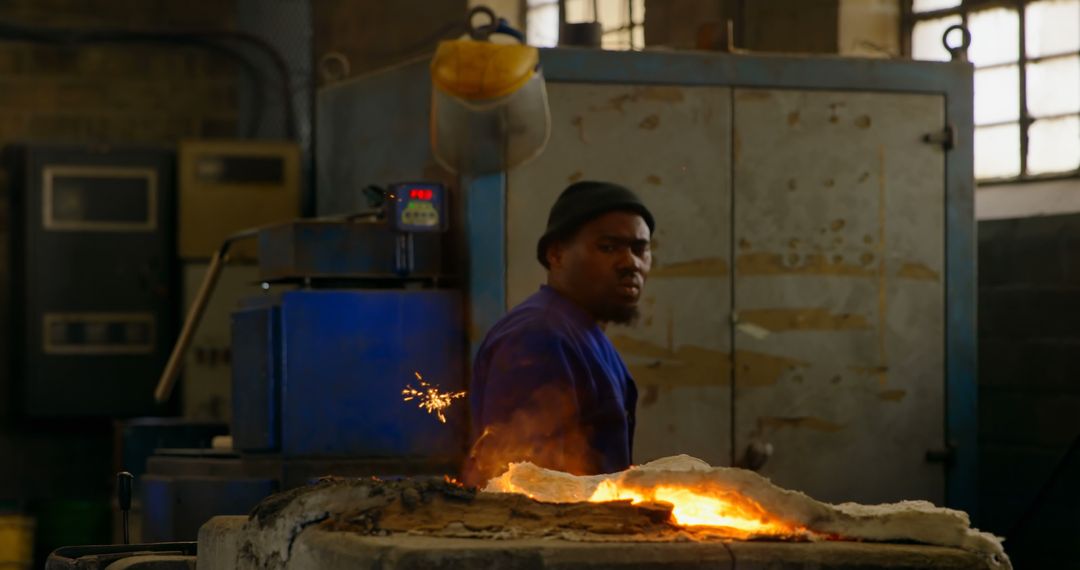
141;182;465;541
1;144;176;417
177;139;300;261
176;139;301;422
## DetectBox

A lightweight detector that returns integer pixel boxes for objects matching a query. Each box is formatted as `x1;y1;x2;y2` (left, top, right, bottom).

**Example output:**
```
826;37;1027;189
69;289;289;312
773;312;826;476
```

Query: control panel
388;182;447;232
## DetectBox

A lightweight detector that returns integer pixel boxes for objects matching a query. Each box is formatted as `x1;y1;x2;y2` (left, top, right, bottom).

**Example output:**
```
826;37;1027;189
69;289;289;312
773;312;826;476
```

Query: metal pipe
153;228;259;403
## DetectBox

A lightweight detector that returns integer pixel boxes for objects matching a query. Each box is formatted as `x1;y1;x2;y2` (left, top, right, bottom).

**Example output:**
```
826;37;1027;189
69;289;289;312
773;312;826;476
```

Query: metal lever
117;471;134;545
153;228;259;403
736;440;774;472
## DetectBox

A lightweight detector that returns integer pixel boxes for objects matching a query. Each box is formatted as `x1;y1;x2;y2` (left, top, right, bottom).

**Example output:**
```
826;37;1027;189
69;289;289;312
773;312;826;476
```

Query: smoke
462;382;598;487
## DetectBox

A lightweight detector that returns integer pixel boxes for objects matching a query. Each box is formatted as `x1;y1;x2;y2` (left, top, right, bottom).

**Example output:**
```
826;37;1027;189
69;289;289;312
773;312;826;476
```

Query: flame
587;479;807;538
402;371;466;423
485;463;811;539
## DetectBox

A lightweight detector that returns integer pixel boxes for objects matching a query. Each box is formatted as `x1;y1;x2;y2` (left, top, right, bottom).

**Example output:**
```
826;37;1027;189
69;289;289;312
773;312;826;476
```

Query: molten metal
486;458;813;540
587;479;808;539
402;371;466;423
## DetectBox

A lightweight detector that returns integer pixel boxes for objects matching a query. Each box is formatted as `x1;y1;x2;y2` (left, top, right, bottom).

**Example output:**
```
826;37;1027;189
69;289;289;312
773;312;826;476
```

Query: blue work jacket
466;285;638;484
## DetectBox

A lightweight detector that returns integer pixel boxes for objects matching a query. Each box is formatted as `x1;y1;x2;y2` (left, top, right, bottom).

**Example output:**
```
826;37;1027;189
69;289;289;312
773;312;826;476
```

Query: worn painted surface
506;83;733;466
732;89;946;505
737;308;871;333
649;257;730;278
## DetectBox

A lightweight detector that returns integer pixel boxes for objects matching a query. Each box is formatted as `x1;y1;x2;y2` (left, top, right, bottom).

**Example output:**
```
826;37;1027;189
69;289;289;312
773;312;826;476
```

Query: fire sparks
402;371;466;423
587;480;807;538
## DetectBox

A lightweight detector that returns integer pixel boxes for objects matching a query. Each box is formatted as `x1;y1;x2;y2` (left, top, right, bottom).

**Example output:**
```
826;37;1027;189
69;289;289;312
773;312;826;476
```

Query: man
464;181;654;486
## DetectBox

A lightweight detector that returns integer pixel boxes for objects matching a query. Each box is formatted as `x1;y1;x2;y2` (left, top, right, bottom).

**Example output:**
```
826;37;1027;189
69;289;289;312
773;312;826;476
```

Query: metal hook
467;5;526;43
467;6;498;40
942;24;971;62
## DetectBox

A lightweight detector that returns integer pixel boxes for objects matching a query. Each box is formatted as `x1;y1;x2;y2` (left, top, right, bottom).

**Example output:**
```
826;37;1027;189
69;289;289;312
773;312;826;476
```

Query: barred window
907;0;1079;182
526;0;645;50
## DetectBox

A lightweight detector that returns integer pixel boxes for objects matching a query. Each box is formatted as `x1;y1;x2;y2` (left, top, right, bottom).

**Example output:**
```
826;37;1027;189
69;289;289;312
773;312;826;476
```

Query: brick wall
978;214;1080;567
313;0;468;86
0;1;243;561
645;0;840;53
0;0;240;147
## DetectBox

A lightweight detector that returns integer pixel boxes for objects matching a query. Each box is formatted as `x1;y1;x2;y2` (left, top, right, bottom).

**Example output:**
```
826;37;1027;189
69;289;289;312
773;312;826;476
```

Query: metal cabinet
1;145;176;417
317;48;975;512
505;83;950;506
730;89;947;505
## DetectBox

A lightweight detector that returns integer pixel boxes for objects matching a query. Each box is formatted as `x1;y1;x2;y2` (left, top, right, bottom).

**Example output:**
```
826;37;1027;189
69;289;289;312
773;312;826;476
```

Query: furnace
196;455;1008;570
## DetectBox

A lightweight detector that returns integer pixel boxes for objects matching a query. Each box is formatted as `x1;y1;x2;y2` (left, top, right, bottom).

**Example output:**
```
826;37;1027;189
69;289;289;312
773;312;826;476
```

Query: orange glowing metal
587;480;806;538
402;371;466;423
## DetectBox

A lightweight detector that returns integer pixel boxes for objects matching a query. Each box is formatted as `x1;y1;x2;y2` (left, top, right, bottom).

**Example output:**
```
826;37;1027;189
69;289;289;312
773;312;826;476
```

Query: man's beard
596;303;640;325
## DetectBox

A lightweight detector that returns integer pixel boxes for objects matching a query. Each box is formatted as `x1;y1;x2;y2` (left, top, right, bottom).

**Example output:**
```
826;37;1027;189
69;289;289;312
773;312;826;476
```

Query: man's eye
599;244;617;253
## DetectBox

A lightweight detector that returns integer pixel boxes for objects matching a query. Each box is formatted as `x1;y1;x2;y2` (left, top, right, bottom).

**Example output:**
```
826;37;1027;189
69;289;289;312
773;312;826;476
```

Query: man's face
548;211;652;324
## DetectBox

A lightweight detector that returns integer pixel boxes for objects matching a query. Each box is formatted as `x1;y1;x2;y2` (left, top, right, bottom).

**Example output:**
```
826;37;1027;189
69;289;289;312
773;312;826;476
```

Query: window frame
902;0;1080;184
524;0;645;50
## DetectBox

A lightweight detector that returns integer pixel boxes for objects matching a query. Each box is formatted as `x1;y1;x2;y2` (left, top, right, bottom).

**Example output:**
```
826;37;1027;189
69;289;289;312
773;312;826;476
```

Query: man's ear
545;240;564;270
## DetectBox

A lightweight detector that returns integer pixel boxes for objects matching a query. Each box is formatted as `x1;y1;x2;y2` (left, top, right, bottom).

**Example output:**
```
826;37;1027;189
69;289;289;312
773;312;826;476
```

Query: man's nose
616;247;643;272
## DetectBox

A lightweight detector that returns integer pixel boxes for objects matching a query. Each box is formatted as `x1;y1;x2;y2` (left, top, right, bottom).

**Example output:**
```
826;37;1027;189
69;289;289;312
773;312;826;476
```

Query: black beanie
536;181;656;268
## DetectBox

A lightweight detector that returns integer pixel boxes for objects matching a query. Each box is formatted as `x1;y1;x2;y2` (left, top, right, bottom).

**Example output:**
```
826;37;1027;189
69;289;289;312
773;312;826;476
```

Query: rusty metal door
506;83;734;467
732;89;947;505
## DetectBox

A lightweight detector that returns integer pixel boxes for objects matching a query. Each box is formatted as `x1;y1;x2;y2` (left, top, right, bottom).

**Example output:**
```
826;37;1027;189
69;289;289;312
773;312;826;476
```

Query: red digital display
409;188;434;201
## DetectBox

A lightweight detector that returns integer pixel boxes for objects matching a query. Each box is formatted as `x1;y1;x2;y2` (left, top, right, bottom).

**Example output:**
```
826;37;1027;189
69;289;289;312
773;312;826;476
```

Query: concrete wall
977;179;1080;220
643;0;735;50
644;0;900;56
838;0;900;57
743;0;839;53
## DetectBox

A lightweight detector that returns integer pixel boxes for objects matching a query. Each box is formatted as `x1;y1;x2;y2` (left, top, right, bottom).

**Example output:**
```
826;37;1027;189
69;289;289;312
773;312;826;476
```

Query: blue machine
232;289;464;457
142;182;466;541
233;181;464;459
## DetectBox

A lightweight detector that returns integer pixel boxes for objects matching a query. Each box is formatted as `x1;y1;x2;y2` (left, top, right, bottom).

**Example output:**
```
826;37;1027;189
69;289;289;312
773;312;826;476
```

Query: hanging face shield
430;7;551;175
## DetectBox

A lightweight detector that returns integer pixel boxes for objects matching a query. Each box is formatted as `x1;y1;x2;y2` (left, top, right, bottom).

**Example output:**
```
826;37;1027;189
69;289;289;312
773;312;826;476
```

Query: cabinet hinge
923;124;956;151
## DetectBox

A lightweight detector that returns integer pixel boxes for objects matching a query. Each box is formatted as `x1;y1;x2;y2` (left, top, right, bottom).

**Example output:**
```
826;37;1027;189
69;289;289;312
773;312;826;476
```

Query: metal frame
42;165;158;232
464;47;977;514
464;173;507;358
526;0;644;48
